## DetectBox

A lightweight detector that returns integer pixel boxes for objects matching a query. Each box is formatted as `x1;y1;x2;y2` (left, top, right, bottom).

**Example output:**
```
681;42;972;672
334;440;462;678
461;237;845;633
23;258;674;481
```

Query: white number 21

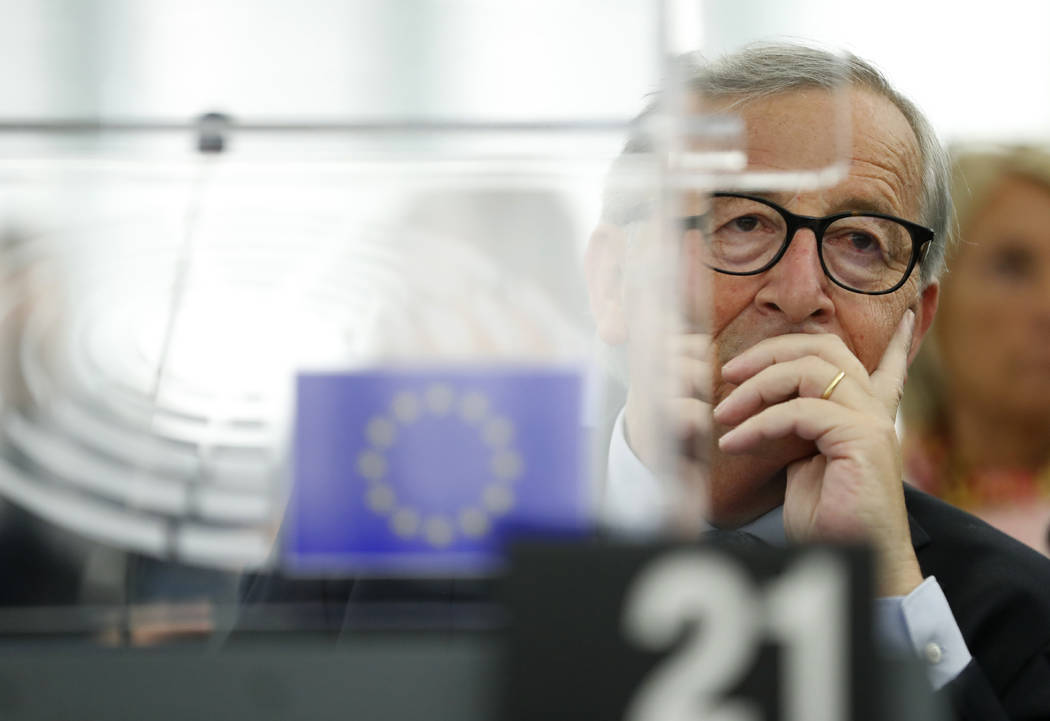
621;550;848;721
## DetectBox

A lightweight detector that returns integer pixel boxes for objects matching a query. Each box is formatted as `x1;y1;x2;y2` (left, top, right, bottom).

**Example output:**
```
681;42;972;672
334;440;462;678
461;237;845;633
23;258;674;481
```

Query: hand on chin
704;432;817;527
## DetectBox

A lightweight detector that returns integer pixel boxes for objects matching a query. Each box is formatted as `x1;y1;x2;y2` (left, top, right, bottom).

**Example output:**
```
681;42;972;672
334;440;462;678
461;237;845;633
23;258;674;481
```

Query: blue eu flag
284;367;587;574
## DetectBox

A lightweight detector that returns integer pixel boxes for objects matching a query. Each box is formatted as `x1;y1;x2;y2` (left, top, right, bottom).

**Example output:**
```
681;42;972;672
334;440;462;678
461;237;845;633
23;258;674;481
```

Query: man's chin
704;436;816;528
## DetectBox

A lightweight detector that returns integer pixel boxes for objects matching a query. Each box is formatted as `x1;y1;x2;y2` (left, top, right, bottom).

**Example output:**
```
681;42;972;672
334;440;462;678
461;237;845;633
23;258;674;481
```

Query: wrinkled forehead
696;87;923;219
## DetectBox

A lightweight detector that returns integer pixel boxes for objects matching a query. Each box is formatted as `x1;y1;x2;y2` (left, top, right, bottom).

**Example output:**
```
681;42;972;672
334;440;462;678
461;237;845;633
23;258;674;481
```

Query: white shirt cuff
882;576;973;690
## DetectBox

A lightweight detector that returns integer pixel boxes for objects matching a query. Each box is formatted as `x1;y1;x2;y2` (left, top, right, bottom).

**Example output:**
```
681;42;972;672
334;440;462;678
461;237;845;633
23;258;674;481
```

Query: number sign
503;541;874;721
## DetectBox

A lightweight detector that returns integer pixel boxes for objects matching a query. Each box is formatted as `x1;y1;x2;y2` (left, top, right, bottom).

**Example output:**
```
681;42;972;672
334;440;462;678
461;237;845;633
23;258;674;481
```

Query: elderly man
587;44;1050;719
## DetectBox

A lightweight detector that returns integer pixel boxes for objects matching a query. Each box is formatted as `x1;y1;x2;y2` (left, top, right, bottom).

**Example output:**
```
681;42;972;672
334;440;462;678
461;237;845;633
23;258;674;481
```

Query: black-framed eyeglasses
681;192;934;295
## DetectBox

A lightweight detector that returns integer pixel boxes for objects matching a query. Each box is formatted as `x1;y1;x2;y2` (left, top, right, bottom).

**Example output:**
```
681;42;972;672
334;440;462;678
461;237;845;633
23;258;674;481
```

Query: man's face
691;87;936;522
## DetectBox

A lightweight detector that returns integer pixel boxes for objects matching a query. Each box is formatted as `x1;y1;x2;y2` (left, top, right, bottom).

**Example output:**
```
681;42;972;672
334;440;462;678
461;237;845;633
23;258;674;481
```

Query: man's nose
752;228;835;324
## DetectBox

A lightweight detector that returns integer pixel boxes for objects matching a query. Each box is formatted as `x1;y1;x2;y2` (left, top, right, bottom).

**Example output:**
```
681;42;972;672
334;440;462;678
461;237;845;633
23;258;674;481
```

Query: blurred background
0;0;1049;633
8;0;1050;143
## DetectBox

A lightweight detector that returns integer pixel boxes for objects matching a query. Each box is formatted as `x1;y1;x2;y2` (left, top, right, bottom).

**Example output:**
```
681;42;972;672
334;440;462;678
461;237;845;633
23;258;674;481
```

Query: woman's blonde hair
901;144;1050;434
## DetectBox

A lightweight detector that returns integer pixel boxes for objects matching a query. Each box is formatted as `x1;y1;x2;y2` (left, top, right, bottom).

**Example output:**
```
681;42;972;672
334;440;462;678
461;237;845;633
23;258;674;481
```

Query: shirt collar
734;505;788;547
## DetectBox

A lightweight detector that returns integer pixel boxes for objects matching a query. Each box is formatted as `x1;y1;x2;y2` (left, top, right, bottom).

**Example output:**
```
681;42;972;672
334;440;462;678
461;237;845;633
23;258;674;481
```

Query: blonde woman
903;146;1050;555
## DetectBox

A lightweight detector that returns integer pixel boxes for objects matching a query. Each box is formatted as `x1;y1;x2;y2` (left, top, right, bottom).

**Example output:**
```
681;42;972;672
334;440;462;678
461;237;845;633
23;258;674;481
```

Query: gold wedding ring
820;369;846;400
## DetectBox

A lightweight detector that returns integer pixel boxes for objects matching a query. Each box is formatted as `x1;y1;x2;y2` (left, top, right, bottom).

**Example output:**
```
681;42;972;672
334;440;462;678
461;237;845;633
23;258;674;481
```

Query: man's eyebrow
711;191;907;219
714;190;794;205
827;196;902;217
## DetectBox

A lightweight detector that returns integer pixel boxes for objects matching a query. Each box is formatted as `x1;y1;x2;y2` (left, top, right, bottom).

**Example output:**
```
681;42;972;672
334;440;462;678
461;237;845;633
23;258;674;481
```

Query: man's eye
729;215;761;232
847;232;879;253
826;229;882;255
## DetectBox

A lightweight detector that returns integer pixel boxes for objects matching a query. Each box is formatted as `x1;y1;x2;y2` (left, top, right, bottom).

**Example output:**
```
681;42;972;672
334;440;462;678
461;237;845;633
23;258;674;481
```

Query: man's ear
584;222;628;345
907;280;939;366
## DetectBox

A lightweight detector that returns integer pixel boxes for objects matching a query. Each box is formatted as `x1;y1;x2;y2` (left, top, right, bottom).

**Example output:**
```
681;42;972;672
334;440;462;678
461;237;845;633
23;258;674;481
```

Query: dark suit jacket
904;484;1050;720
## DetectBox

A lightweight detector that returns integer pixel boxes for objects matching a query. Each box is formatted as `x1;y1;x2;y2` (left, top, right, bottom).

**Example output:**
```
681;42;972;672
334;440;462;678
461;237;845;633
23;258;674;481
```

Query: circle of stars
355;383;524;548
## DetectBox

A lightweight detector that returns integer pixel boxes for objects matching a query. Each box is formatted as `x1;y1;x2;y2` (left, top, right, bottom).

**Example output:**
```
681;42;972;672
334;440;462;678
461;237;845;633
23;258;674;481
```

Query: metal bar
0;118;634;134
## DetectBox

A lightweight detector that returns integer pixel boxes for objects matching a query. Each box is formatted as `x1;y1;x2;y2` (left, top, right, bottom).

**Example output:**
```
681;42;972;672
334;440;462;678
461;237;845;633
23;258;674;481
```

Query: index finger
870;309;916;416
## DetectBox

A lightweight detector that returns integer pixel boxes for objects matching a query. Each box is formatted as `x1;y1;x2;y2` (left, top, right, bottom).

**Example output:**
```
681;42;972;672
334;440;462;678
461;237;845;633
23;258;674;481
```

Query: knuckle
872;417;898;441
